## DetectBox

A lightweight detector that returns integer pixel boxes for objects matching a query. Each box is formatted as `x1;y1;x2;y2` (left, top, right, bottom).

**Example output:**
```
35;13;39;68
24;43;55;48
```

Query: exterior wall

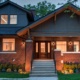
25;40;33;72
34;37;80;52
0;4;29;27
0;37;25;65
31;12;80;37
54;50;80;71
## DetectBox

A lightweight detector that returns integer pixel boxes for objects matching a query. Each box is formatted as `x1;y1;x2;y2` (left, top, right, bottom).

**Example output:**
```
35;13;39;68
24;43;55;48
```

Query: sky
10;0;80;8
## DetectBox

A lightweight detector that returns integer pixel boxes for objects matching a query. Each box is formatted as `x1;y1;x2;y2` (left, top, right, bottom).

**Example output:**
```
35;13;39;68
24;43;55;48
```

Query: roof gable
0;0;30;13
16;3;80;36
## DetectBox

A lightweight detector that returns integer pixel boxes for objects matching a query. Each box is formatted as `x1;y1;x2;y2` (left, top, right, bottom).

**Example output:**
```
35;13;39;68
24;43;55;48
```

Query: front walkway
0;77;58;80
30;77;58;80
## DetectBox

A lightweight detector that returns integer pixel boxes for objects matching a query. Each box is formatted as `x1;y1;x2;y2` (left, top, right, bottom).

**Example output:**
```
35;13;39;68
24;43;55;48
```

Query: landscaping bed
0;63;29;78
58;72;80;80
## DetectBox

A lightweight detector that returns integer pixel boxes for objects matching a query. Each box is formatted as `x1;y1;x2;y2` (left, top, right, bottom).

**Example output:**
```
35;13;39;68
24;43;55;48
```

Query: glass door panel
41;43;45;53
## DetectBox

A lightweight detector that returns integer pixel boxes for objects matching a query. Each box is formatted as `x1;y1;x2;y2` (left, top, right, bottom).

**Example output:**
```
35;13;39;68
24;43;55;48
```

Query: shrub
6;68;12;72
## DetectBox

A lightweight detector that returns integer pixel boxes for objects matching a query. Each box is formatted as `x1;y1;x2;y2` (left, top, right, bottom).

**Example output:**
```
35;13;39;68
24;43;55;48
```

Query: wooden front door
34;42;51;59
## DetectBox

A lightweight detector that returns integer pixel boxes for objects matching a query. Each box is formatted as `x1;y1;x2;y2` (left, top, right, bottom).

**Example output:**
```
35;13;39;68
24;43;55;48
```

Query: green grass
58;72;80;80
0;72;29;78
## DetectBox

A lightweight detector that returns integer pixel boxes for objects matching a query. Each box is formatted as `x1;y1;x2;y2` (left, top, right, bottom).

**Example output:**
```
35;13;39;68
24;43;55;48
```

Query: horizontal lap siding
31;12;80;37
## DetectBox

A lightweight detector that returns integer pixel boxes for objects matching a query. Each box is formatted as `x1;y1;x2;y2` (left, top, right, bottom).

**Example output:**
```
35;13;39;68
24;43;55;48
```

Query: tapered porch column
25;39;33;72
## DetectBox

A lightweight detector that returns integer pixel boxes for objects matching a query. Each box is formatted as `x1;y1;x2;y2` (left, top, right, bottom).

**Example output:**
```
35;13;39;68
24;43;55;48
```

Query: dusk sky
11;0;80;8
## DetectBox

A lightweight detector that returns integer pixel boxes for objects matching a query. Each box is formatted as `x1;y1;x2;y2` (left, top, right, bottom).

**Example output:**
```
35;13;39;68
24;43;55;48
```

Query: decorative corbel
27;29;31;39
54;13;56;23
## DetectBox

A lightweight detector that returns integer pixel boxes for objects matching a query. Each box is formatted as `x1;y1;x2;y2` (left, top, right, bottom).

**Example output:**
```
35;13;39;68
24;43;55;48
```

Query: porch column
25;39;33;72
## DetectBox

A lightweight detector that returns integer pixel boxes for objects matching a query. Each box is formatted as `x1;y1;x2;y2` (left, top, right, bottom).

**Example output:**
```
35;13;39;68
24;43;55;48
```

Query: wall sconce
61;53;63;56
61;60;63;63
68;41;72;45
22;42;25;44
12;59;15;62
51;42;55;46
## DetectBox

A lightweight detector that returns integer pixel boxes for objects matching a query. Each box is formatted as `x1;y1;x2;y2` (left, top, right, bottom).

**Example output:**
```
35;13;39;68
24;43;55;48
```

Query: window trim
0;52;16;54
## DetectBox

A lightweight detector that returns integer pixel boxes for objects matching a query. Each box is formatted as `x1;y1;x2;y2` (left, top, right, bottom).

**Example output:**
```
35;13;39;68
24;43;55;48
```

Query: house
0;0;80;73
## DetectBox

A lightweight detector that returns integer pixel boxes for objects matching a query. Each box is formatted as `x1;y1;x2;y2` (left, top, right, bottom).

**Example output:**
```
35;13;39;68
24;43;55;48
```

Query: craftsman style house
0;0;80;72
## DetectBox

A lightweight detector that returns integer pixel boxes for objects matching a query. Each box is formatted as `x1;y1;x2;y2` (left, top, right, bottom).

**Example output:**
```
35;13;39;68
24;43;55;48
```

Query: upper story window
3;38;15;51
10;15;17;24
1;15;8;24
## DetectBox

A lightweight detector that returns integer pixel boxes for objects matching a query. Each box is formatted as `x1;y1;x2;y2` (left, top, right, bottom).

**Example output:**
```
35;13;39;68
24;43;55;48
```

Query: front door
34;42;51;59
40;42;46;58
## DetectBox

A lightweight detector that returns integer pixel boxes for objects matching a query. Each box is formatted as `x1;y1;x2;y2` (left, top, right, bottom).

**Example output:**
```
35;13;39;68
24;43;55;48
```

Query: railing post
54;50;62;71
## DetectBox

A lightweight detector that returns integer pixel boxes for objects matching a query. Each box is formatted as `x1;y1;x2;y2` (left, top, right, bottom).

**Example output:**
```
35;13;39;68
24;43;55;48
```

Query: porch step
30;60;57;77
30;73;57;77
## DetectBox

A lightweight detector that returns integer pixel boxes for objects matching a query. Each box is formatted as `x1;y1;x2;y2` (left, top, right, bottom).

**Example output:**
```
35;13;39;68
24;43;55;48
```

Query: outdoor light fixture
61;53;63;56
12;59;15;62
51;42;55;46
61;60;63;64
68;41;72;45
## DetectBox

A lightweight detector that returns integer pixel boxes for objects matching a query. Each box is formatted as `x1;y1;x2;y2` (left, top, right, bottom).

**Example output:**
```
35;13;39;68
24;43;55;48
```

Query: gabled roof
17;3;80;36
0;0;31;13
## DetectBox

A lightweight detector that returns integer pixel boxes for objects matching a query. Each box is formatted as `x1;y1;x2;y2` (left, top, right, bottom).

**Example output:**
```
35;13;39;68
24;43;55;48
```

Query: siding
31;12;80;37
0;4;29;27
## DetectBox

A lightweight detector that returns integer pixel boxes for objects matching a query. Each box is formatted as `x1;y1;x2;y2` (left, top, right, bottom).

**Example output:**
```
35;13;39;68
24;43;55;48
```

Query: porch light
12;59;15;62
51;42;55;46
61;53;63;56
61;60;63;63
68;41;72;45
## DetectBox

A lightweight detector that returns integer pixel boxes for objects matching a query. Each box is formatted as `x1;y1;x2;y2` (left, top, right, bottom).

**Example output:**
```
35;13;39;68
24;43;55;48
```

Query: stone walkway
30;77;58;80
0;77;58;80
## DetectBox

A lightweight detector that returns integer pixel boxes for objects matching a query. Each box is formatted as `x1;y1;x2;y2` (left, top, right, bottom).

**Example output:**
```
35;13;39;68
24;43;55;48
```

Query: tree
58;0;78;18
58;0;78;5
24;1;56;17
0;0;7;3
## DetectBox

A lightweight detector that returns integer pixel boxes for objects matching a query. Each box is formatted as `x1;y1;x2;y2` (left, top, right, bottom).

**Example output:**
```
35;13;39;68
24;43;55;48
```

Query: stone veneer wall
54;50;80;71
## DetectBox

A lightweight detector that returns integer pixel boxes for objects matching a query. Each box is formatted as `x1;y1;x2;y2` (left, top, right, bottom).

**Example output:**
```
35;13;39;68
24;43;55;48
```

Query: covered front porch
33;37;80;59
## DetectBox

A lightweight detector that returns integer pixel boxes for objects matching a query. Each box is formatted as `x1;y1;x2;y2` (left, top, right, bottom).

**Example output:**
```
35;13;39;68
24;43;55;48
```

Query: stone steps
30;60;57;77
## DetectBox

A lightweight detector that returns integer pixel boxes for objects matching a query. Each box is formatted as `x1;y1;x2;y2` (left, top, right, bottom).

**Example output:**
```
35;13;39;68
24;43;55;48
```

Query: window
56;41;67;52
10;15;17;24
74;42;79;52
36;42;38;53
3;39;15;51
48;42;50;53
41;43;45;53
1;15;8;24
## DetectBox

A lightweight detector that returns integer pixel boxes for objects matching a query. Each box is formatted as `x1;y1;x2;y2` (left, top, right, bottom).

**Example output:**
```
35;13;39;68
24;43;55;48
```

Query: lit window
41;43;45;53
48;42;50;53
1;15;8;24
74;42;79;52
10;15;17;24
3;39;15;51
56;41;67;52
36;42;38;53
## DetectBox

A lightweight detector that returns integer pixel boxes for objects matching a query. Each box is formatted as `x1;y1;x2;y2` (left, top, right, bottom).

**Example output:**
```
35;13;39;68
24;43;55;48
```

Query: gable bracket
54;13;57;22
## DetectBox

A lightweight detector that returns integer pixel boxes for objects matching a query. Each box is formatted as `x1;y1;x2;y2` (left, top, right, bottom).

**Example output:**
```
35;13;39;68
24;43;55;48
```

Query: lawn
58;72;80;80
0;72;29;78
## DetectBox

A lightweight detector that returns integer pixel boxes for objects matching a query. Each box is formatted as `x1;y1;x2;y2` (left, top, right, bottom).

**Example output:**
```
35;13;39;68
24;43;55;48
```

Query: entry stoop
30;60;57;77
